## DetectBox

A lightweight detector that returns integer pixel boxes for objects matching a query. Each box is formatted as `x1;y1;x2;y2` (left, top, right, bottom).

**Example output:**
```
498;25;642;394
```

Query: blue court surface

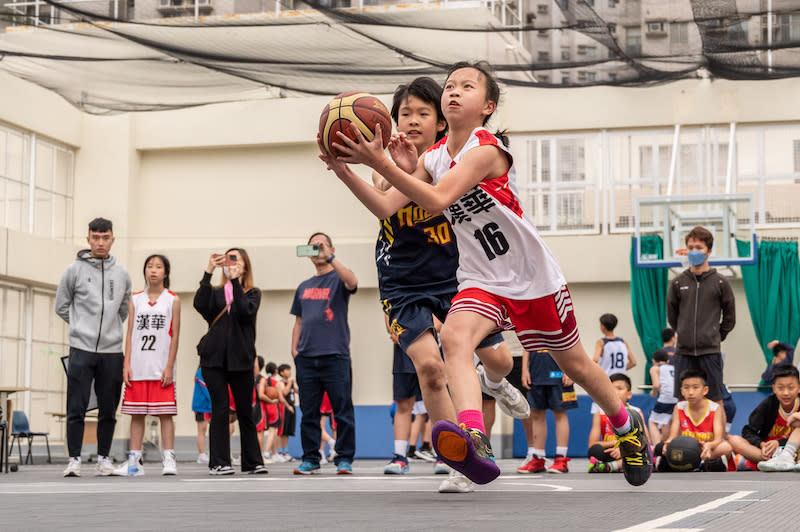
1;459;796;531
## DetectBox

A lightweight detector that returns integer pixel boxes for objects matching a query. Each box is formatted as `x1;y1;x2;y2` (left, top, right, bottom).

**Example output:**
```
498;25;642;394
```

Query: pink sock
457;409;486;434
608;403;631;434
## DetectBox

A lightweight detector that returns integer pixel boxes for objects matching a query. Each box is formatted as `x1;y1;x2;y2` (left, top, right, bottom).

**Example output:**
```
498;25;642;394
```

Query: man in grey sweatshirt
55;217;131;477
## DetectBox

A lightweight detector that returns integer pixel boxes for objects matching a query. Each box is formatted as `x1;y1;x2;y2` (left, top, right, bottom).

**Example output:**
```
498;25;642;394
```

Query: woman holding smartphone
193;248;267;475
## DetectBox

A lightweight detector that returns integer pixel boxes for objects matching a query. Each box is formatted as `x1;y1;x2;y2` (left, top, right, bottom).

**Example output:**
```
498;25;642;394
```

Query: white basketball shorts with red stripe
449;285;580;352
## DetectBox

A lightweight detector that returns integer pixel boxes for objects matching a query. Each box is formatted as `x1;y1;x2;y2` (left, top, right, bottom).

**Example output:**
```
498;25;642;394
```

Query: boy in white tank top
591;313;637;414
648;349;677;444
113;255;181;477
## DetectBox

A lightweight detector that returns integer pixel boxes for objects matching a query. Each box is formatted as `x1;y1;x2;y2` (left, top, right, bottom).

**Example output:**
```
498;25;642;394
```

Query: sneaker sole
293;469;320;475
63;472;80;477
431;421;500;485
547;469;568;474
337;469;353;475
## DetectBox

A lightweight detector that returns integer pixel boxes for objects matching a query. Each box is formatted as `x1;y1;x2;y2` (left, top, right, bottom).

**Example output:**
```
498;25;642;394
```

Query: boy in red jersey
658;369;732;471
728;365;800;471
587;374;644;473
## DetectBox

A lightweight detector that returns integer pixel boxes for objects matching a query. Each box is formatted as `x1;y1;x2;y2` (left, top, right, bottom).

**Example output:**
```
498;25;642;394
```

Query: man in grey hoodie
55;217;131;477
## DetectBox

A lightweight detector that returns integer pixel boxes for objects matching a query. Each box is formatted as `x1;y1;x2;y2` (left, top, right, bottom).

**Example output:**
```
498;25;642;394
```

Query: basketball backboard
633;194;757;269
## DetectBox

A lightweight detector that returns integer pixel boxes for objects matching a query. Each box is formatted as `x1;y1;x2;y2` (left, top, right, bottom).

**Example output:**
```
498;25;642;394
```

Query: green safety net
737;238;800;385
630;235;668;385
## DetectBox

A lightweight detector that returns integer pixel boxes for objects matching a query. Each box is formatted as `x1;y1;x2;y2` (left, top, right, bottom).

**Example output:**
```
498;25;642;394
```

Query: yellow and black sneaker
614;407;653;486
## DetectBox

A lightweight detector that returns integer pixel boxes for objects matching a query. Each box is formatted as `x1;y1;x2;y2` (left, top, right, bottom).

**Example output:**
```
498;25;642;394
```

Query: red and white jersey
423;128;566;300
129;289;176;381
767;397;799;442
677;400;718;443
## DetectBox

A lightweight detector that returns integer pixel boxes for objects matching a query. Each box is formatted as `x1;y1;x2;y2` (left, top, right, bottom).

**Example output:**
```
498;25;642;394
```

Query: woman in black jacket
194;248;266;475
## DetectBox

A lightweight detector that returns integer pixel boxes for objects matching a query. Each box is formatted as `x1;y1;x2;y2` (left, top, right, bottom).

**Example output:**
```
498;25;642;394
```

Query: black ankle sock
409;445;416;455
420;443;432;452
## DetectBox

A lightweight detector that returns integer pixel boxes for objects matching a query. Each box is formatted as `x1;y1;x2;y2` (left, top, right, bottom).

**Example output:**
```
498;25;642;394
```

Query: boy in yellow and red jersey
587;374;645;473
728;365;800;471
657;368;733;471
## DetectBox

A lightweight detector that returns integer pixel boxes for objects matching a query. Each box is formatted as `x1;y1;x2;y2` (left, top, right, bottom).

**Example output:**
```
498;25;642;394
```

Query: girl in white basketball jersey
331;61;652;488
114;254;181;476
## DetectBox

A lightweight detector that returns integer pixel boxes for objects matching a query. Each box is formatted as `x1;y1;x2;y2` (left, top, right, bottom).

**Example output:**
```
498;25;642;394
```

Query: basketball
666;436;702;471
265;386;279;400
319;91;392;157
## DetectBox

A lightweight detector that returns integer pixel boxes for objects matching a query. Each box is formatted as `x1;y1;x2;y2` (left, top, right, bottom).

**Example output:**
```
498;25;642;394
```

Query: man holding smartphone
56;217;132;477
290;232;358;475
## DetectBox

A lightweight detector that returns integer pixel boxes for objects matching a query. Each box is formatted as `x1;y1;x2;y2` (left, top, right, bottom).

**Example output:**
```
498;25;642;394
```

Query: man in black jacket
728;365;800;470
667;226;735;404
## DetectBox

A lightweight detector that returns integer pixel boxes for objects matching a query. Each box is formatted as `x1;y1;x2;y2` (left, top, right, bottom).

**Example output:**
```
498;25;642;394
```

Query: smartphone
296;244;320;257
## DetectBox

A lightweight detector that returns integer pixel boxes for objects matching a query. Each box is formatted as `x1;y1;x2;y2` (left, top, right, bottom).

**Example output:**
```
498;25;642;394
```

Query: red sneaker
517;456;546;474
547;456;571;474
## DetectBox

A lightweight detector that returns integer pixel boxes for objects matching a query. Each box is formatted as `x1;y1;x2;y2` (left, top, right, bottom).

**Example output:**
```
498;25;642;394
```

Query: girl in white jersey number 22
331;61;653;488
114;254;181;477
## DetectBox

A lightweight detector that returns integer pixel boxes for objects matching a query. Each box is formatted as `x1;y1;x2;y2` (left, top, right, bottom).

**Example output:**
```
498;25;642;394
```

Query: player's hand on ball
317;133;347;173
387;133;418;173
334;123;386;167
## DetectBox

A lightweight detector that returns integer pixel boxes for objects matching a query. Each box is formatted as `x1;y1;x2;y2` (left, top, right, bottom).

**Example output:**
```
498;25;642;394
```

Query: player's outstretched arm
319;134;413;219
335;123;504;215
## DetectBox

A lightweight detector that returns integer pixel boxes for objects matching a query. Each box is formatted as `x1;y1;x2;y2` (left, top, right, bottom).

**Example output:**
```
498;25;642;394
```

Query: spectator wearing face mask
667;226;736;412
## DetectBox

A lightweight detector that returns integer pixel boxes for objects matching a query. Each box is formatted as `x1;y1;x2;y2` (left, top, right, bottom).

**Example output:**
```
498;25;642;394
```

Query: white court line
613;490;755;532
498;482;572;491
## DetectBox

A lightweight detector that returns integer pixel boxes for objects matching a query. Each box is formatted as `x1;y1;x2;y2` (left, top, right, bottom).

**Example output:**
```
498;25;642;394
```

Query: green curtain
630;235;668;385
737;239;800;380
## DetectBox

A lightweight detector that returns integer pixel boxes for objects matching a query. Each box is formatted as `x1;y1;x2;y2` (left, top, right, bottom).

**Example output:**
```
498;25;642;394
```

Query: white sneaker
112;453;144;477
438;470;475;493
414;449;437;463
280;452;295;462
95;456;116;476
263;453;275;465
328;448;337;462
196;453;209;464
63;457;81;477
162;451;177;476
273;453;288;463
758;452;796;472
232;456;241;466
476;364;530;419
319;450;329;465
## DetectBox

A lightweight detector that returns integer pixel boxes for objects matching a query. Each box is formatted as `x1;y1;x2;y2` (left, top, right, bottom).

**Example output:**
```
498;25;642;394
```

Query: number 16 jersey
423;127;565;300
130;289;176;381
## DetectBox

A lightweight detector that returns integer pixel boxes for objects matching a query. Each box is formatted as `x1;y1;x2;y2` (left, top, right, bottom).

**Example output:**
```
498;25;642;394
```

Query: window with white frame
0;123;74;241
0;282;68;438
512;134;601;234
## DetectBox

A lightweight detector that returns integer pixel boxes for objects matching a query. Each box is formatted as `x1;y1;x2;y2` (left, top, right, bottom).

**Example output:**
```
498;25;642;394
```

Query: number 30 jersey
130;289;176;381
423;127;565;300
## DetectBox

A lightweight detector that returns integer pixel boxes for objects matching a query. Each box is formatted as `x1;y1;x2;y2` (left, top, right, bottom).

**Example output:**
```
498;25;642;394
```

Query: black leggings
202;366;263;471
